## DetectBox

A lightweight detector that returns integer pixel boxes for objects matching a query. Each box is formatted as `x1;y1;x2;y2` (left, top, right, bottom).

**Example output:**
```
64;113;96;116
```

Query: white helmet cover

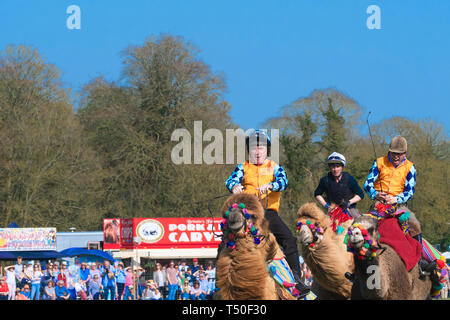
327;152;346;167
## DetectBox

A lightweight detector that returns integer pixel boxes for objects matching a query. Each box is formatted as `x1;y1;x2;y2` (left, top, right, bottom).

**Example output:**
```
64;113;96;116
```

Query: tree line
0;35;448;247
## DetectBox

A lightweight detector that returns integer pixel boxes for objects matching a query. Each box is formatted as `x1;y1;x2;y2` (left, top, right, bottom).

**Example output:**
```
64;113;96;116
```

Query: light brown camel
216;193;296;300
296;203;354;300
348;214;432;300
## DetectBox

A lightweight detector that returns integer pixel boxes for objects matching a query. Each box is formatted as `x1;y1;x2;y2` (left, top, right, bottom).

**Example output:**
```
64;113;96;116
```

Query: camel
296;203;354;299
347;214;432;300
215;193;296;300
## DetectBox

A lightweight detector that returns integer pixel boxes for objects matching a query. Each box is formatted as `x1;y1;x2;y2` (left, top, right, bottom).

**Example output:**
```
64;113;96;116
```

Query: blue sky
1;0;449;134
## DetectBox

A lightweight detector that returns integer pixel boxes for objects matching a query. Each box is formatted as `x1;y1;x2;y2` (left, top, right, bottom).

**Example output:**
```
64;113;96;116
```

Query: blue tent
7;222;19;228
59;247;115;262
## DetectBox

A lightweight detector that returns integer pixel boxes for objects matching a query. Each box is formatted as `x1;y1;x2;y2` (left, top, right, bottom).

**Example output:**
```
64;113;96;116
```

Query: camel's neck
216;239;276;300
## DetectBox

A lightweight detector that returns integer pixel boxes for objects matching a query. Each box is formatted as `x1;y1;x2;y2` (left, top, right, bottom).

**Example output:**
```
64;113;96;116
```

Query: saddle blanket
378;217;422;271
268;258;317;300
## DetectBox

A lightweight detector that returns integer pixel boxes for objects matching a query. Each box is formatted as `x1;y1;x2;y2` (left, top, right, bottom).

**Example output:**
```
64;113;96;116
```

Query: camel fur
296;202;354;299
349;215;432;300
216;193;295;300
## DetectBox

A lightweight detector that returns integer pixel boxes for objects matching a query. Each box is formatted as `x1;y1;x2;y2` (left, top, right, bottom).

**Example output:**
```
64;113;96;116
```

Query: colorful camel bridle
220;203;265;249
296;220;324;248
344;203;407;260
296;206;353;248
344;222;385;260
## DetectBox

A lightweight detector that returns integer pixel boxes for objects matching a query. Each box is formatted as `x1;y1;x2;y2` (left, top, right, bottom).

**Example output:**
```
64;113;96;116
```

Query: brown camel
216;193;296;300
348;214;432;300
296;203;354;299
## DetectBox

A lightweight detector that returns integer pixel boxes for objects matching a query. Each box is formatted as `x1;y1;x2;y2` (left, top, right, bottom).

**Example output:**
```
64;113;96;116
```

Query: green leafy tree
77;35;235;222
320;97;347;157
0;45;102;230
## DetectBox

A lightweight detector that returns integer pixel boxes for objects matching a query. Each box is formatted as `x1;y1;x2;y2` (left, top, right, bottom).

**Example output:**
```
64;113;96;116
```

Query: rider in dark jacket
314;152;364;218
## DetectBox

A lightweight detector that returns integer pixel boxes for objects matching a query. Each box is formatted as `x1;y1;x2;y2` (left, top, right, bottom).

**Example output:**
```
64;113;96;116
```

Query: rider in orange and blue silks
363;136;436;274
224;129;310;297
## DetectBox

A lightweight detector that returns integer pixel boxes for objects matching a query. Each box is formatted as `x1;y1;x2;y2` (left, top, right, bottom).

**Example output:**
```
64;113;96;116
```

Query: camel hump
297;202;324;219
297;202;329;227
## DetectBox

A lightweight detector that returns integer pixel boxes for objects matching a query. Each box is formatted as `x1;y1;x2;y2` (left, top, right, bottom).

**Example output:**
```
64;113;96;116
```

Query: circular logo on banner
136;219;164;243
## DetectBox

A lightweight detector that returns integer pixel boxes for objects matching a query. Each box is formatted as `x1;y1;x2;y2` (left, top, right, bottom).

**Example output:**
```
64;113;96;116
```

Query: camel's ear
367;225;376;235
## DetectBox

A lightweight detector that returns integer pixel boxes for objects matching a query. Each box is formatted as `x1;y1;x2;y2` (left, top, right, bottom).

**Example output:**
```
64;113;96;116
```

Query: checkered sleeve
270;164;288;192
225;164;244;192
364;160;379;200
396;165;416;204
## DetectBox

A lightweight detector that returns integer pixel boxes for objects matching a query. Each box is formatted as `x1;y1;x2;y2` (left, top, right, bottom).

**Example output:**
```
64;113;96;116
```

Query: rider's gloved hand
232;185;245;194
257;184;273;195
342;201;351;210
385;195;398;205
375;191;387;202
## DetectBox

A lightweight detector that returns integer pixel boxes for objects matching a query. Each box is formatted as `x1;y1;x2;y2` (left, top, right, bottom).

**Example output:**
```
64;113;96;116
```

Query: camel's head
347;215;378;249
220;193;268;248
345;214;384;261
296;202;329;247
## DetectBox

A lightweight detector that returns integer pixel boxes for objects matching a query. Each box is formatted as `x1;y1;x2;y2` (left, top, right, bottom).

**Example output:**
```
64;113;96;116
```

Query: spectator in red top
58;262;68;287
0;277;9;300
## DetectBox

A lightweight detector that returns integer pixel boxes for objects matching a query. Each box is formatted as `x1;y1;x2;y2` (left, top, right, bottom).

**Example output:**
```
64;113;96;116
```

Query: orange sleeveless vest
375;156;414;197
242;159;281;212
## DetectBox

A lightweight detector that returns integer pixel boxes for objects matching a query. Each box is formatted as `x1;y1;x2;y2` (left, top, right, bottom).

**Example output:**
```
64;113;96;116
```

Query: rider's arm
363;160;379;200
225;164;244;192
348;175;365;200
396;164;416;204
315;195;328;208
270;164;288;191
313;177;328;207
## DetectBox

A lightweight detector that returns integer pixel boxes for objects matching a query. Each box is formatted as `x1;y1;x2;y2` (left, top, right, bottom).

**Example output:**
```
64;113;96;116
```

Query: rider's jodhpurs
264;209;302;283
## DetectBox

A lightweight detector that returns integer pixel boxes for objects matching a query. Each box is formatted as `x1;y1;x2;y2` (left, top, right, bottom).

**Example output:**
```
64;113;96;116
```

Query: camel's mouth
350;239;364;249
228;220;244;231
227;211;245;232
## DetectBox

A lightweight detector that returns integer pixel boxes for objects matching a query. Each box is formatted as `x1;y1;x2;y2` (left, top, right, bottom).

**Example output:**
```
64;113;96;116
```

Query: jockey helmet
389;136;407;153
246;129;271;154
327;152;346;167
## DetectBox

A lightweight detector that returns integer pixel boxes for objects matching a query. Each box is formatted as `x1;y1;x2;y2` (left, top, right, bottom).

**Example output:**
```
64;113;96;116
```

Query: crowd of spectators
163;258;216;300
0;256;216;300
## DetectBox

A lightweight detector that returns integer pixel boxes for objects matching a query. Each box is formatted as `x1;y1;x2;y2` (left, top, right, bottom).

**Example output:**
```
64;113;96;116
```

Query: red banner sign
104;218;222;250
